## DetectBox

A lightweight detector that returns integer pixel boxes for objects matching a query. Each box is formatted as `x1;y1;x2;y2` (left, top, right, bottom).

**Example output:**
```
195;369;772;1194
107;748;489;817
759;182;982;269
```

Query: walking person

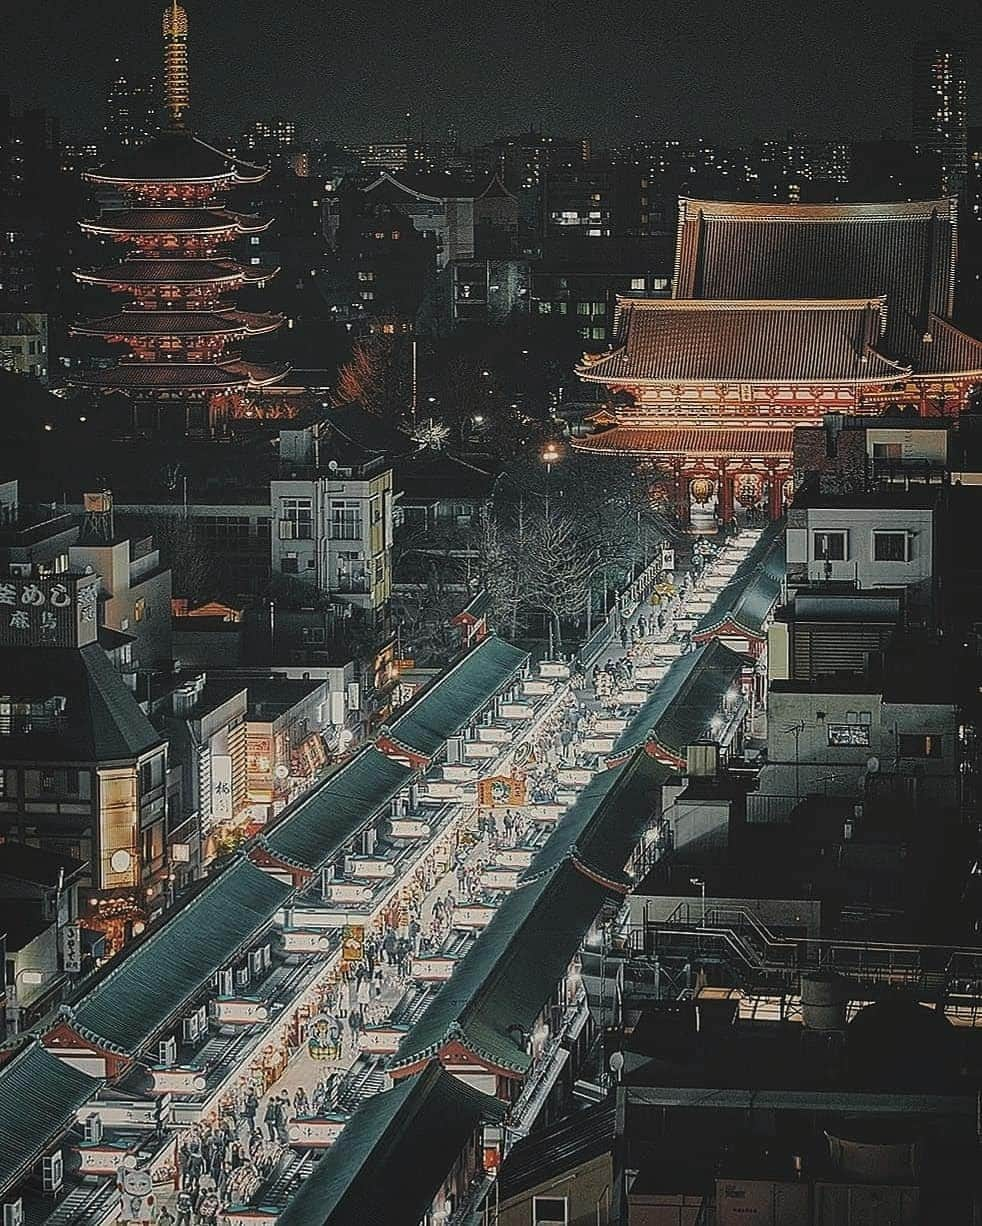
262;1095;279;1142
242;1087;259;1137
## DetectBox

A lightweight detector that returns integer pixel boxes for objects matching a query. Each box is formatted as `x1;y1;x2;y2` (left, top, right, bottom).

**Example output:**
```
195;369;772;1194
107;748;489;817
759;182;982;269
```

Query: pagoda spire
162;0;190;130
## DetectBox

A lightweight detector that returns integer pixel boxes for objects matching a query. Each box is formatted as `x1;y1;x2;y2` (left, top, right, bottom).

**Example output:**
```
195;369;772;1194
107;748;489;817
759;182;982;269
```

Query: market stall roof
389;859;613;1075
610;641;749;765
694;520;786;642
276;1062;504;1226
261;747;412;871
0;1038;104;1196
70;857;292;1056
525;751;671;886
382;635;528;760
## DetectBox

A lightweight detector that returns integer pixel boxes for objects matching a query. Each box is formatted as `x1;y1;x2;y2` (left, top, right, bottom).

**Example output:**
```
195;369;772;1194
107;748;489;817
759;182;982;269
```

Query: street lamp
540;442;562;518
690;877;706;927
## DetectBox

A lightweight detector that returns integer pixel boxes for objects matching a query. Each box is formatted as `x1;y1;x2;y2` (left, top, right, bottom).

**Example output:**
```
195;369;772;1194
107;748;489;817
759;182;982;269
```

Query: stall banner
211;755;233;823
476;774;526;808
411;956;457;981
329;881;371;904
451;904;495;929
149;1068;207;1095
287;1117;347;1147
62;922;82;972
389;818;430;839
358;1026;408;1054
342;924;364;963
213;998;269;1024
74;1143;133;1176
282;929;331;954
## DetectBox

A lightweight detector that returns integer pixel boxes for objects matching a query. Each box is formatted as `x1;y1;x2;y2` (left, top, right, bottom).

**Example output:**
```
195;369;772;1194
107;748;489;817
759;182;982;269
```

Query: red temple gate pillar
674;465;689;526
767;474;783;520
718;469;734;525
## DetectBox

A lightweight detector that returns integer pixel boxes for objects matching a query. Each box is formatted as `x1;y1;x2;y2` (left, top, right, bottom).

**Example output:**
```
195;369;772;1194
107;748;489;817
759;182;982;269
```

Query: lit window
898;733;942;758
630;277;645;290
133;597;146;622
828;724;871;747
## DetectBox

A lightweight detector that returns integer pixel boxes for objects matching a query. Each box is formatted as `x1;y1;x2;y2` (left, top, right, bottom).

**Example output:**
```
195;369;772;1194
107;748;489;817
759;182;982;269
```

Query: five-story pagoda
71;1;284;434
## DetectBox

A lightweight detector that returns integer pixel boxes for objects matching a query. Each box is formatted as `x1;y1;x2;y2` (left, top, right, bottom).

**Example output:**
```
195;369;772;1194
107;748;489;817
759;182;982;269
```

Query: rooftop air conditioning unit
8;562;30;578
82;1113;103;1144
42;1152;63;1194
158;1036;176;1067
3;1200;24;1226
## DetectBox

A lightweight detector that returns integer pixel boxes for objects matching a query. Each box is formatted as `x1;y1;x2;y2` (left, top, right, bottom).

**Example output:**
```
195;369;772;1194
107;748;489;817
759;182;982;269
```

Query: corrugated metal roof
276;1062;503;1226
71;858;292;1054
572;425;794;458
674;197;958;363
578;299;905;384
262;747;412;870
611;641;748;763
694;520;786;641
0;1039;103;1196
385;635;528;759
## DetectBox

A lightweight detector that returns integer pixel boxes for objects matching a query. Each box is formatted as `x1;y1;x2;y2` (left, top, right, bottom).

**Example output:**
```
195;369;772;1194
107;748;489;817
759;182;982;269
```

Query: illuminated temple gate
574;198;982;525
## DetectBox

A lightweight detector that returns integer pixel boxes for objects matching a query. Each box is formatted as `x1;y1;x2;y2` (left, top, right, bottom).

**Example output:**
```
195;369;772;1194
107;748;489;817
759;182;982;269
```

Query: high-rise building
70;3;285;434
239;117;299;153
912;37;968;194
104;60;159;149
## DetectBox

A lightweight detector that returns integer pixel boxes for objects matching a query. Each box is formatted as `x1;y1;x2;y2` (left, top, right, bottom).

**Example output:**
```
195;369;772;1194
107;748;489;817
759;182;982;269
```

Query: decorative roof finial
162;0;190;130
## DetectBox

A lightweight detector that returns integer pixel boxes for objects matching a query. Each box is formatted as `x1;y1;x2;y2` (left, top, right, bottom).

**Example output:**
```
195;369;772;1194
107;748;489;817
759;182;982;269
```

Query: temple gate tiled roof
673;197;958;363
577;298;908;386
572;425;795;458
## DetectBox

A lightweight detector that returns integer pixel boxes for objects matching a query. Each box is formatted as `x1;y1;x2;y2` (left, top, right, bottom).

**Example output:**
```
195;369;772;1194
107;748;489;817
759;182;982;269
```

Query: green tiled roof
611;641;748;762
390;861;611;1074
262;747;411;870
385;635;528;757
0;1039;103;1196
695;521;785;640
71;858;292;1055
525;752;672;884
276;1062;504;1226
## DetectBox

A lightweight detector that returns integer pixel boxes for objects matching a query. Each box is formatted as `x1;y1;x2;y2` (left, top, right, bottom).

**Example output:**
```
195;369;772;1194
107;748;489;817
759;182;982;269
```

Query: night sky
4;0;981;144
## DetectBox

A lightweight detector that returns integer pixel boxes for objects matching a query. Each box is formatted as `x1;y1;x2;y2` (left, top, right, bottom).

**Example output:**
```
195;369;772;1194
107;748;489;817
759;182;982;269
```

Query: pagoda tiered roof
576;298;909;387
74;258;277;287
80;208;272;236
84;130;267;186
71;308;283;339
674;197;958;363
69;358;286;392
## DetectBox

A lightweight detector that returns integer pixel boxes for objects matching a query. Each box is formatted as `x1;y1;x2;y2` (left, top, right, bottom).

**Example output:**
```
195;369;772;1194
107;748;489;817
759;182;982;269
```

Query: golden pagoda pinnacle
162;0;190;130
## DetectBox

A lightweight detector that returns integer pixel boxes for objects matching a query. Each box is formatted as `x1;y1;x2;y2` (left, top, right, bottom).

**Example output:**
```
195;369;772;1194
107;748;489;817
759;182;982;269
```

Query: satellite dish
866;756;880;774
327;459;339;471
274;764;290;780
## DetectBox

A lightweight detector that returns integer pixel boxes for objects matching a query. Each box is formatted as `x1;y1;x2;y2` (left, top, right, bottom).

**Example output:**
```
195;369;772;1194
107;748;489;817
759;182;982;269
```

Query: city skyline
4;0;982;145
